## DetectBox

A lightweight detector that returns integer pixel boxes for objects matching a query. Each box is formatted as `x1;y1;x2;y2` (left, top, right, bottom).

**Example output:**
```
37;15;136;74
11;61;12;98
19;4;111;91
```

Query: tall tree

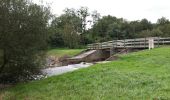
91;10;101;25
49;8;82;48
140;19;153;30
0;0;51;83
77;7;90;33
158;23;170;36
157;17;170;25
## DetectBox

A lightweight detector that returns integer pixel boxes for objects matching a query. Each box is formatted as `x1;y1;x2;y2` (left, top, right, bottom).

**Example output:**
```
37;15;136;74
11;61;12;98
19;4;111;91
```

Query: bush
0;0;51;83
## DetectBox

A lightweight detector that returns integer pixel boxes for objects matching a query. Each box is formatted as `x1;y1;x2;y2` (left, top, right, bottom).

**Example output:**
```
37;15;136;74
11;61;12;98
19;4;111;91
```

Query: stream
42;61;110;77
42;62;93;76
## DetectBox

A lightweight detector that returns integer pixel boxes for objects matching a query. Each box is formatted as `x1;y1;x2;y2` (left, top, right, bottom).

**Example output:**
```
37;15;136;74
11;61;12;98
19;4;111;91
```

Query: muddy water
42;62;93;76
42;61;111;77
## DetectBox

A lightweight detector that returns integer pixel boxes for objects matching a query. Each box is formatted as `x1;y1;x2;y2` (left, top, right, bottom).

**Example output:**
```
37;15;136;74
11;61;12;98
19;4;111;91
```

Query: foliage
48;7;170;46
158;23;170;37
138;28;163;37
87;16;155;42
49;8;83;48
91;10;101;24
157;17;170;25
0;0;51;83
77;7;90;33
1;47;170;99
85;15;170;43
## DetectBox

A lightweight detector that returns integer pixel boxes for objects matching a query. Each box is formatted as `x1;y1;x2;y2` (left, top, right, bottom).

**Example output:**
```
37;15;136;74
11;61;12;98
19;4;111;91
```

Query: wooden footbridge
66;37;170;64
87;37;170;50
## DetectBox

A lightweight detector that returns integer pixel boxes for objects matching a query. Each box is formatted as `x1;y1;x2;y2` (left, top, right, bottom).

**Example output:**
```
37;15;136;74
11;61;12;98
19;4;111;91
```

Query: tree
77;7;90;33
62;23;80;48
129;21;142;38
91;10;101;25
151;28;163;37
0;0;51;83
49;8;82;48
48;16;64;47
157;17;170;25
140;19;153;30
158;23;170;36
138;28;163;38
89;15;129;42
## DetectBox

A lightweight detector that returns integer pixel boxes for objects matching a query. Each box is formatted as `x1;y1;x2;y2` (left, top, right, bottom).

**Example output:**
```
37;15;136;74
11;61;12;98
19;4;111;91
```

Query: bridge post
149;38;154;50
110;47;115;56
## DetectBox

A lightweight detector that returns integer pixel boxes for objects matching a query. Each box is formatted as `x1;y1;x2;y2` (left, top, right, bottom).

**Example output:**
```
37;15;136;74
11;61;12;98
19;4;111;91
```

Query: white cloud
33;0;170;23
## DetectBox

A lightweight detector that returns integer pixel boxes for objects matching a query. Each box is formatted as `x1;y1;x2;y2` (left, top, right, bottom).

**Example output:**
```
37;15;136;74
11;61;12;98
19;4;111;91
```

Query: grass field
47;48;84;57
1;47;170;100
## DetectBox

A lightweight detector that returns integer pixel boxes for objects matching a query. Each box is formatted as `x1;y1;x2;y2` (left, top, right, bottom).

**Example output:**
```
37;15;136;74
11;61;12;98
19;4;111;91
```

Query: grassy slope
1;47;170;100
47;48;84;57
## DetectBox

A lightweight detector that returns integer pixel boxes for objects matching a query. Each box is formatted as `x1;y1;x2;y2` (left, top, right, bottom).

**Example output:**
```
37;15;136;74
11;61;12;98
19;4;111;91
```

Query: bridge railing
87;37;170;50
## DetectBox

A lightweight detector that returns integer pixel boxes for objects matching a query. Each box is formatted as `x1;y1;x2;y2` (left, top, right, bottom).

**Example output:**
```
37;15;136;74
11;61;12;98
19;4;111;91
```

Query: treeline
49;7;170;48
87;16;170;42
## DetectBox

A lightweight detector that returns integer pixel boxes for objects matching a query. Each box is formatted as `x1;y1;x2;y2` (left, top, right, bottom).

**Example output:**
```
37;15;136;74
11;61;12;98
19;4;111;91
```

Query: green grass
1;47;170;100
47;48;84;57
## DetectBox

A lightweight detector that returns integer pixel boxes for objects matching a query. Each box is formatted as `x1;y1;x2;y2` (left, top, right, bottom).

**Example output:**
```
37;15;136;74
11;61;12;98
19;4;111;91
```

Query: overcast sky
33;0;170;23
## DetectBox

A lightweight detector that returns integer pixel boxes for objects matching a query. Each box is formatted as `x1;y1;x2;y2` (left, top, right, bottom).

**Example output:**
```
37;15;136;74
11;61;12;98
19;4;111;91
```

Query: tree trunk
0;49;7;74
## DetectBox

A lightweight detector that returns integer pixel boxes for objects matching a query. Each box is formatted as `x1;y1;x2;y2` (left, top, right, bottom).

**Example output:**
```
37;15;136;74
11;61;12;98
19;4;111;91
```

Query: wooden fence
87;37;170;50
